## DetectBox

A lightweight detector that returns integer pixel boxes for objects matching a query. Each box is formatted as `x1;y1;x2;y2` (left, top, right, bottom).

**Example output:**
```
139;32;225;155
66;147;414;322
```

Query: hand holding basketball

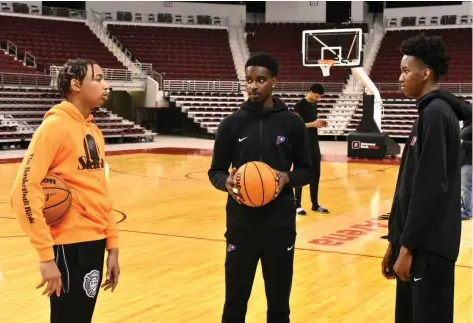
225;167;242;204
273;170;289;198
37;260;62;297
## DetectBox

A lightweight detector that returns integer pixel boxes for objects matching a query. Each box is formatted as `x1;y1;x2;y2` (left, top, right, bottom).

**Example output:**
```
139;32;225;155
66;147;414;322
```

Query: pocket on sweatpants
410;249;428;280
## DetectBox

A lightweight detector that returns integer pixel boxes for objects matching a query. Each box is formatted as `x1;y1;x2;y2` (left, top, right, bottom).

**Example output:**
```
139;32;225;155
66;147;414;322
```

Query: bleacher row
0;12;471;147
0;88;153;146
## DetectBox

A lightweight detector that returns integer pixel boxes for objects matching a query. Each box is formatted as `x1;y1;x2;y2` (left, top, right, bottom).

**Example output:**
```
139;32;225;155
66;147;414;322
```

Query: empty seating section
107;25;237;80
0;88;152;145
363;28;473;138
370;28;472;84
0;16;124;72
0;50;41;74
346;92;473;138
170;91;357;134
246;23;368;82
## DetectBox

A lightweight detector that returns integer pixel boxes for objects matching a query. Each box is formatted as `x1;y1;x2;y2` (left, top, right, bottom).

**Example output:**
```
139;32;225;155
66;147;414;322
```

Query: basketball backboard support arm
350;67;383;132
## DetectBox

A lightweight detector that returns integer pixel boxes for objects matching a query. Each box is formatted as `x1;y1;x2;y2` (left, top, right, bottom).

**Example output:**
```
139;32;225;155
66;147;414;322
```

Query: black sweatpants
222;227;297;323
394;248;455;323
50;239;106;323
294;140;321;208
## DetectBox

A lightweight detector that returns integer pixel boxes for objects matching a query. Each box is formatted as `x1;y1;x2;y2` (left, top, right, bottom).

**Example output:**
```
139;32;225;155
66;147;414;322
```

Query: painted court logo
83;269;100;298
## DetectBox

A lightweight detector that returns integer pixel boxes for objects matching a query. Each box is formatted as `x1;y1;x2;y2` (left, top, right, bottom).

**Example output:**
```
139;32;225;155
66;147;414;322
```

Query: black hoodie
208;97;313;229
460;120;472;166
388;89;472;262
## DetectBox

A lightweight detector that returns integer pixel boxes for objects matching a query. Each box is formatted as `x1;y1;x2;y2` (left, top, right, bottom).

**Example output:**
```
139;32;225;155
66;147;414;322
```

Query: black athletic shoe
312;205;329;214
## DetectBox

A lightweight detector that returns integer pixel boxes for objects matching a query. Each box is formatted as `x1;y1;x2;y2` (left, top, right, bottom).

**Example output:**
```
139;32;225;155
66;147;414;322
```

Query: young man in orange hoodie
10;59;120;323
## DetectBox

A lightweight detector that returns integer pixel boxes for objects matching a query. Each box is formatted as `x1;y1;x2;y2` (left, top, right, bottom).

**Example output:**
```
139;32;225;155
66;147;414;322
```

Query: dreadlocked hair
57;59;96;98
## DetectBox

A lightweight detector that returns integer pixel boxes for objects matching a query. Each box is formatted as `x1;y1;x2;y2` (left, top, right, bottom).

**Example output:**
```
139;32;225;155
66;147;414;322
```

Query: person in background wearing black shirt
208;52;312;323
460;120;472;220
381;34;472;323
293;84;329;215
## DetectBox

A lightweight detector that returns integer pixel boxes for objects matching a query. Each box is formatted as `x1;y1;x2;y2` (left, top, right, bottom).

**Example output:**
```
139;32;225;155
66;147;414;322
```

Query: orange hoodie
10;101;118;262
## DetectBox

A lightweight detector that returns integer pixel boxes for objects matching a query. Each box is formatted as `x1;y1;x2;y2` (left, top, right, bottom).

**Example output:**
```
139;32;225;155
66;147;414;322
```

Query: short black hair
310;83;324;94
400;34;449;81
57;59;96;98
245;52;278;77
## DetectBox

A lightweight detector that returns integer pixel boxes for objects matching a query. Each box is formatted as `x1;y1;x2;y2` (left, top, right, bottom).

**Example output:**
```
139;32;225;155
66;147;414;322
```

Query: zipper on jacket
259;119;263;161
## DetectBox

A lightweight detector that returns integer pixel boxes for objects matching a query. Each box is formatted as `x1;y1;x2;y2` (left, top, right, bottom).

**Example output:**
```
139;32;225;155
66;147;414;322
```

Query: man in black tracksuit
208;53;312;323
293;83;329;215
381;34;472;323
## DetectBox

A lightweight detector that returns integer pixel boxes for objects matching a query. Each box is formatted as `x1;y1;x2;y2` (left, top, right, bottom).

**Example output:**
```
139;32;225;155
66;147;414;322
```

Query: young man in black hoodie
381;34;472;323
293;83;329;215
460;121;472;220
208;53;312;323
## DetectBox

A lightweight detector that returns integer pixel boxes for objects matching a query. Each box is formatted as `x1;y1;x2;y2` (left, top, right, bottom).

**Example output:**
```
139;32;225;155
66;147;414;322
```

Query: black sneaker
312;205;329;214
296;207;307;215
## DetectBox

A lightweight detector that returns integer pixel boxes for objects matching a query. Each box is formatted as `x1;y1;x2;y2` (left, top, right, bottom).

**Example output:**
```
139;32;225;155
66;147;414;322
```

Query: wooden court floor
0;149;471;322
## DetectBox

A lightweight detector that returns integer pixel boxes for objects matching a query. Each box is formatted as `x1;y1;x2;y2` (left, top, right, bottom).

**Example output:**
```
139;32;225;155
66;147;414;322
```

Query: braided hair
57;59;96;98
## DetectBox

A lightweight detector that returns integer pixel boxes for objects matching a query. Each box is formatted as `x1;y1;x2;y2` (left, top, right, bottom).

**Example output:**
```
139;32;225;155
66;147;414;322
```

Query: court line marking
117;229;472;269
1;219;470;269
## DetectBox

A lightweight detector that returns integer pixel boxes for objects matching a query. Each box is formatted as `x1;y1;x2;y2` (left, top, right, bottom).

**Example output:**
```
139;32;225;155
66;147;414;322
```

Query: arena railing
384;15;473;29
163;80;241;93
375;83;473;94
163;80;345;93
49;66;146;84
0;4;86;19
0;72;51;88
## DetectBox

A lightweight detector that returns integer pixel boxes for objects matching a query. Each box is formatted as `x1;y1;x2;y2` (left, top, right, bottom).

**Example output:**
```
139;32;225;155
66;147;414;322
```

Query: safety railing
163;80;345;93
164;80;241;93
49;66;146;84
375;83;472;94
273;82;344;93
24;51;36;68
0;4;86;19
0;72;51;88
1;40;37;68
385;15;473;29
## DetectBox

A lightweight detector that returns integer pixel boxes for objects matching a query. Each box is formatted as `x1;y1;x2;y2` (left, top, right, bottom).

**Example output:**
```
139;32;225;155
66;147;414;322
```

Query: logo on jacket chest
78;134;105;170
276;136;286;145
410;136;417;146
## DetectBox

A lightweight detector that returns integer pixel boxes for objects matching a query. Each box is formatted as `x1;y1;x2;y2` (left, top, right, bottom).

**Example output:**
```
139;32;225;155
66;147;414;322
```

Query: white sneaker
296;207;307;215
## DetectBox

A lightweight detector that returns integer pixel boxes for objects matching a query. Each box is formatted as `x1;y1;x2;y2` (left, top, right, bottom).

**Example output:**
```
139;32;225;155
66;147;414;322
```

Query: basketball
41;174;72;225
234;161;278;207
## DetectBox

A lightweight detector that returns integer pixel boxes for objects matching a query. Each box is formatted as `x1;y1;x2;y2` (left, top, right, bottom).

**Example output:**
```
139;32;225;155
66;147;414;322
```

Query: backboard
302;28;363;75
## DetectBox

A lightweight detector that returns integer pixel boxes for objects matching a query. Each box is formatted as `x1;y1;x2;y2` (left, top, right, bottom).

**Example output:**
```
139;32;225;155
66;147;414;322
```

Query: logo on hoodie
276;136;286;145
78;134;105;170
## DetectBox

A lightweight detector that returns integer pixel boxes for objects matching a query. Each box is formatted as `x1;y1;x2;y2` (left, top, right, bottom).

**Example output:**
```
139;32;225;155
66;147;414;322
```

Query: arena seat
167;90;358;135
344;28;473;139
345;92;473;138
0;15;125;72
0;88;153;146
106;25;237;80
370;28;472;84
245;22;368;82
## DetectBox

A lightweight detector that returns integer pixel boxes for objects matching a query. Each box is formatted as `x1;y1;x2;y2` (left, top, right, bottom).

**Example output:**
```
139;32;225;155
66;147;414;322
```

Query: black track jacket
208;97;313;229
388;89;472;262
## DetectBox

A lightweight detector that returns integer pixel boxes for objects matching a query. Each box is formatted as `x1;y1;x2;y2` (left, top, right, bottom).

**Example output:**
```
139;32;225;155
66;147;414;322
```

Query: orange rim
318;59;336;66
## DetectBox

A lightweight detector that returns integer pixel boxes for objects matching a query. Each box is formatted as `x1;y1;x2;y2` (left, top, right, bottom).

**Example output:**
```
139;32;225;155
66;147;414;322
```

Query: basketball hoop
318;59;336;77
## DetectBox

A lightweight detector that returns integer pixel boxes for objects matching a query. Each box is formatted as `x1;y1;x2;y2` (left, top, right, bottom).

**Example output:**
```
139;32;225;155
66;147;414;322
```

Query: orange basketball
41;174;72;225
234;161;278;207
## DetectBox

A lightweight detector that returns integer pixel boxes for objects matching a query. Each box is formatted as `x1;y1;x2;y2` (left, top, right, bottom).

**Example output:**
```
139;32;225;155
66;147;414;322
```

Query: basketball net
318;59;336;77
